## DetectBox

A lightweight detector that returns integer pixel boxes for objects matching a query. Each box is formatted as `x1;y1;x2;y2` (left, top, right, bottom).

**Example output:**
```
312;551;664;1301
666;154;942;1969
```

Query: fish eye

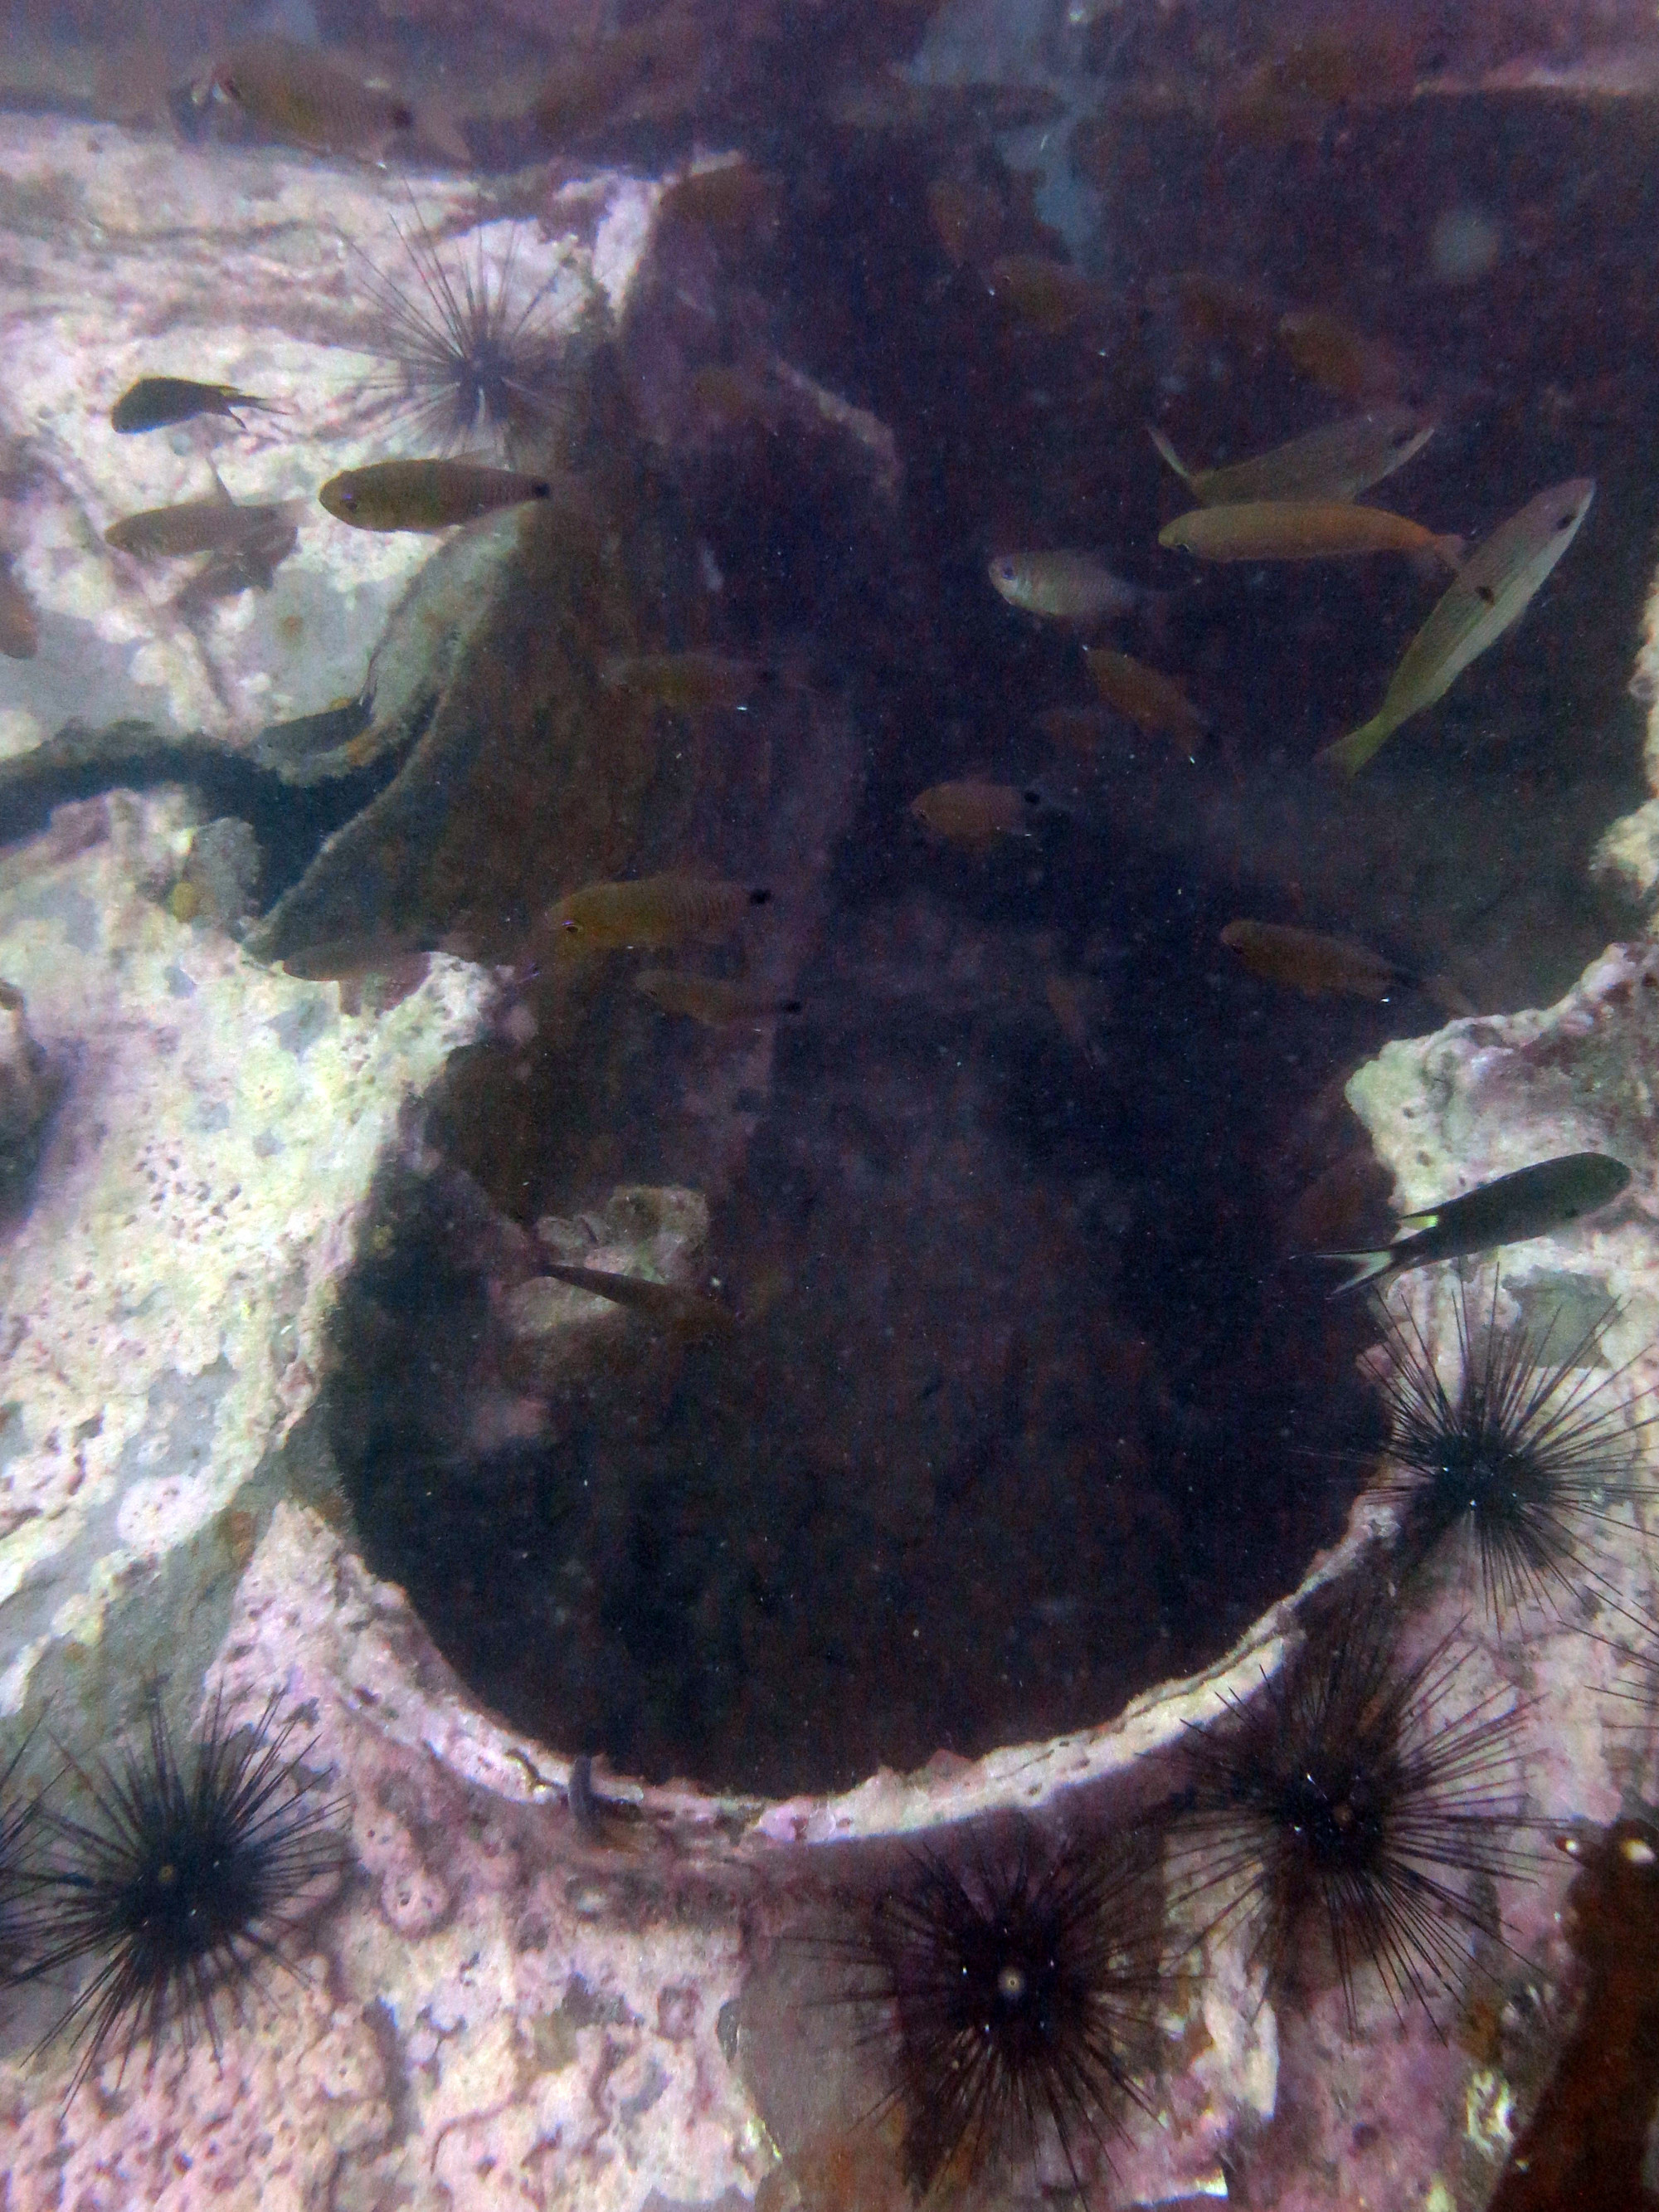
339;490;358;510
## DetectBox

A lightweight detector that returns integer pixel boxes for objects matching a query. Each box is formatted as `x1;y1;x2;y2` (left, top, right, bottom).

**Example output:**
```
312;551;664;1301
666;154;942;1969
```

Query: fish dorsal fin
207;465;234;507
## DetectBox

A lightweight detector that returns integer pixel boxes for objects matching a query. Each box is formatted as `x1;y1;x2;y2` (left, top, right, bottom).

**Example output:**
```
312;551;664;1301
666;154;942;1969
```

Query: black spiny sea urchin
1177;1593;1529;2034
354;205;571;460
836;1818;1167;2195
27;1690;346;2094
1371;1273;1656;1632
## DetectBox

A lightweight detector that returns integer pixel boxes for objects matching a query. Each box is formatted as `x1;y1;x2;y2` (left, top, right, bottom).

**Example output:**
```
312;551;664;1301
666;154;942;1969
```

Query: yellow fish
1160;501;1462;570
319;460;554;532
548;874;772;949
1083;648;1208;753
911;780;1039;850
1147;408;1435;506
1319;478;1595;774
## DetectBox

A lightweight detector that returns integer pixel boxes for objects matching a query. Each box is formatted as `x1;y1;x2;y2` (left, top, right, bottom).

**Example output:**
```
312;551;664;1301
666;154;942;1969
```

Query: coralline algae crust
0;787;490;1713
0;115;651;744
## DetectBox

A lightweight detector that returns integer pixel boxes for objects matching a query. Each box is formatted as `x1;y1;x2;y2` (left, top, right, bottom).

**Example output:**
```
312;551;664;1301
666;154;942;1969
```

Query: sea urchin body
1178;1595;1529;2034
836;1818;1167;2195
1372;1274;1655;1632
354;207;572;461
26;1690;346;2094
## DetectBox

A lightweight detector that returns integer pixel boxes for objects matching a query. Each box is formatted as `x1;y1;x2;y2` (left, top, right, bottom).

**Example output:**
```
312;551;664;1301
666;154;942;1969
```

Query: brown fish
1278;308;1404;401
1159;501;1462;571
635;970;802;1025
983;256;1102;336
211;39;416;155
1220;918;1403;999
319;460;552;532
911;780;1039;850
541;1260;735;1341
549;874;772;950
1083;648;1208;752
0;558;39;659
1035;702;1118;751
598;652;761;712
112;377;277;434
659;159;781;245
105;482;300;560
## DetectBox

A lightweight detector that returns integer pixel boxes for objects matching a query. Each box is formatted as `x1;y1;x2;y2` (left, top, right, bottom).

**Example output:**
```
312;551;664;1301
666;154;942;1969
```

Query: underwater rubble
7;0;1659;2203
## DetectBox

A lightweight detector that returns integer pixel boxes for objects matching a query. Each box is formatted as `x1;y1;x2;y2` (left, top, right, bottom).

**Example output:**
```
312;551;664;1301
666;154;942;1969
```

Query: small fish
1319;478;1595;775
1160;501;1462;570
1319;1151;1632;1294
319;460;553;532
635;970;802;1025
1277;308;1404;401
1034;702;1119;751
0;558;39;659
828;75;1065;138
1170;270;1282;352
1220;918;1404;999
599;652;761;712
1147;409;1435;506
659;159;781;245
111;377;276;435
925;175;1006;266
549;874;772;949
105;482;300;560
911;779;1040;850
542;1260;736;1340
1083;647;1209;752
989;551;1148;625
982;256;1102;336
211;38;416;155
171;512;299;612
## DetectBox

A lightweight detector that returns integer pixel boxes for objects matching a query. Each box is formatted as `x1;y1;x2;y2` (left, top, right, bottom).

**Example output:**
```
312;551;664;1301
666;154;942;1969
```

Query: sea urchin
1177;1592;1528;2034
354;205;572;460
26;1689;346;2094
834;1817;1167;2195
1371;1273;1655;1632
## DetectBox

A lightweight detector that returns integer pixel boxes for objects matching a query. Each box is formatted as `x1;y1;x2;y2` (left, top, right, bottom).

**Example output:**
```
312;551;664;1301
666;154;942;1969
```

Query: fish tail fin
1317;1247;1394;1296
1316;712;1394;777
1146;424;1194;486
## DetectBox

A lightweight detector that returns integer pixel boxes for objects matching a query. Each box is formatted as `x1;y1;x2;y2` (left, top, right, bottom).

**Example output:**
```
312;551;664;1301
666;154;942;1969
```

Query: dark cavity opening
329;81;1649;1799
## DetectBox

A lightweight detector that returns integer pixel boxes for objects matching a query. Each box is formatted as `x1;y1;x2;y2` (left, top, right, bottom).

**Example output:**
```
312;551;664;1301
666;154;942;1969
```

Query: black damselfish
1320;1152;1631;1294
